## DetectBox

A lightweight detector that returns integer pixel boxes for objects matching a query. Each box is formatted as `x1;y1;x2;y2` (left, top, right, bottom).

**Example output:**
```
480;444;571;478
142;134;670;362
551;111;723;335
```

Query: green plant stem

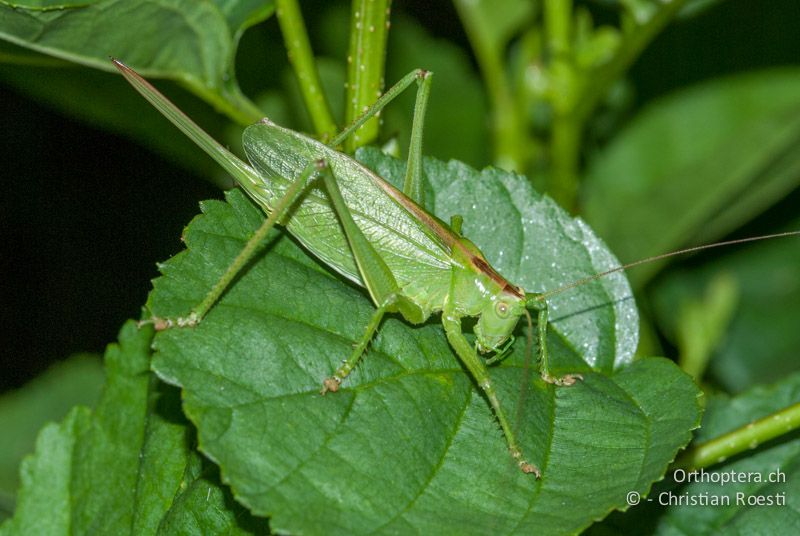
452;0;526;173
343;0;392;153
676;403;800;470
549;115;580;211
574;0;688;122
276;0;338;140
544;0;578;210
541;0;688;211
491;76;526;174
544;0;571;57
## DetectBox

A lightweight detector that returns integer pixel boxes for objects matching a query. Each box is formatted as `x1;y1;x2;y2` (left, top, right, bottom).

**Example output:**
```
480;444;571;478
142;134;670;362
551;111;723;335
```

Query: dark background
1;0;798;391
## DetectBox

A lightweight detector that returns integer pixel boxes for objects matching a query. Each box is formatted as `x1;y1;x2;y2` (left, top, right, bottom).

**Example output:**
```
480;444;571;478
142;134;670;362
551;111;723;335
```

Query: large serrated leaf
148;151;701;534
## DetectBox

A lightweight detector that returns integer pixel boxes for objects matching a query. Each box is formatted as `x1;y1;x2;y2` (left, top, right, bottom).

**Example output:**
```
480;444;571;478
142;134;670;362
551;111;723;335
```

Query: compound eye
495;301;509;318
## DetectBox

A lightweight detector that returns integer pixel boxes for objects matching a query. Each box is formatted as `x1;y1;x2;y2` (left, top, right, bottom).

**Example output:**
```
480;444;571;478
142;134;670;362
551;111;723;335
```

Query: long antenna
534;230;800;302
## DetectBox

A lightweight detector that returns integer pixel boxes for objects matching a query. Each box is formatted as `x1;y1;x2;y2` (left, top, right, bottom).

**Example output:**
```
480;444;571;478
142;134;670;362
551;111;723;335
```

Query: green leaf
677;0;727;18
583;69;800;288
0;354;103;518
673;272;739;381
0;0;98;9
0;408;91;536
148;151;701;534
0;322;267;535
651;219;800;393
0;0;274;124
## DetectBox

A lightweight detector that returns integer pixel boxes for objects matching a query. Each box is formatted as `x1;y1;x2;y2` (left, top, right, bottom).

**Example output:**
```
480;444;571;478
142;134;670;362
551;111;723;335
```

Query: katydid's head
474;286;526;353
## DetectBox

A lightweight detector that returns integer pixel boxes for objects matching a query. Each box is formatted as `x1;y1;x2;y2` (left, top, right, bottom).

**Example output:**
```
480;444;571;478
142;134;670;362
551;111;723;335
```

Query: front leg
527;296;583;386
441;309;540;477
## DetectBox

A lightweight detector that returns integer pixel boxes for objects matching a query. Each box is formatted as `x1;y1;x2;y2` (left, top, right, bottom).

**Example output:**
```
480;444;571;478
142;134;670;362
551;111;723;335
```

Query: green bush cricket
112;59;800;479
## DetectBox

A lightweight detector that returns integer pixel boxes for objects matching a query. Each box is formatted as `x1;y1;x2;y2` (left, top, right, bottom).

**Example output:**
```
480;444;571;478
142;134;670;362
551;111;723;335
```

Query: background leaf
453;0;537;53
651;218;800;393
0;354;103;520
0;322;267;535
589;0;728;20
0;46;232;182
148;152;700;534
0;1;100;8
583;68;800;288
0;408;90;536
0;0;274;123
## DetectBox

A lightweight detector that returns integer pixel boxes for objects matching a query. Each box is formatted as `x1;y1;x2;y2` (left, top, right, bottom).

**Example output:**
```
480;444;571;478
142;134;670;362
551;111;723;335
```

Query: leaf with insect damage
148;151;701;534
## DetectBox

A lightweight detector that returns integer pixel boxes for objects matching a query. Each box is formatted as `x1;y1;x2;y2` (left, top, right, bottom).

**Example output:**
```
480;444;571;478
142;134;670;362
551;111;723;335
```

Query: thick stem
453;0;527;172
549;116;580;211
574;0;688;122
676;403;800;470
544;0;579;211
343;0;392;153
276;0;338;140
493;85;527;173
